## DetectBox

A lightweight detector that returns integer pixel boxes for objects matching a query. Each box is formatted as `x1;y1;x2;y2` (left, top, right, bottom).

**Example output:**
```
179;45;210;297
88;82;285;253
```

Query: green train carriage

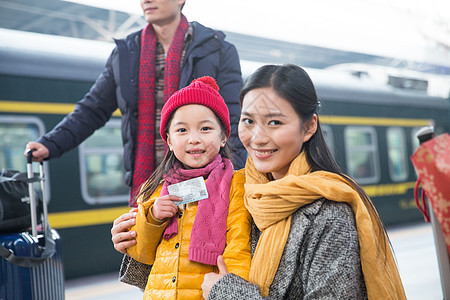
1;28;449;279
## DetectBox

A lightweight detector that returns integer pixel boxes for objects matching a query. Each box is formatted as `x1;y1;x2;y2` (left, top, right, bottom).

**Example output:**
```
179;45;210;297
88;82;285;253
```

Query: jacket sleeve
300;202;366;299
126;185;169;265
222;169;252;280
215;43;247;170
37;48;119;159
209;273;270;300
209;201;366;300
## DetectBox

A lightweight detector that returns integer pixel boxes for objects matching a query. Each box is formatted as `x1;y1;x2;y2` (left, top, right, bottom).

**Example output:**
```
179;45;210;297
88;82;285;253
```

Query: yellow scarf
244;151;406;299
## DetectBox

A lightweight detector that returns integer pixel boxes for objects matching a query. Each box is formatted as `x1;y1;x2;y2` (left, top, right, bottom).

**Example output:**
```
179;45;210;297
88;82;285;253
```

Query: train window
0;116;51;202
78;119;128;204
386;127;408;181
344;127;380;184
321;125;335;156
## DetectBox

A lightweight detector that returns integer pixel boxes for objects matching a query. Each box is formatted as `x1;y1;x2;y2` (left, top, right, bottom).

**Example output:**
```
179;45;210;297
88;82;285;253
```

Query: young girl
202;64;406;299
126;76;251;299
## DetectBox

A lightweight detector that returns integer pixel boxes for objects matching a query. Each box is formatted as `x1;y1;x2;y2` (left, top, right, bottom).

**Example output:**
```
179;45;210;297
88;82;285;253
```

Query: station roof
1;0;449;96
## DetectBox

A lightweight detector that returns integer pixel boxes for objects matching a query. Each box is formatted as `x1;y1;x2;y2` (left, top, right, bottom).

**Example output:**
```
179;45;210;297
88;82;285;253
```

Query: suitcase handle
26;150;40;237
0;230;57;267
0;150;57;267
26;150;49;238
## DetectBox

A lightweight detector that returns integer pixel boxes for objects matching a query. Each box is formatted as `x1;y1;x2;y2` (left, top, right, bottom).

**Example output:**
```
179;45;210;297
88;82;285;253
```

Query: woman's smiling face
239;87;315;180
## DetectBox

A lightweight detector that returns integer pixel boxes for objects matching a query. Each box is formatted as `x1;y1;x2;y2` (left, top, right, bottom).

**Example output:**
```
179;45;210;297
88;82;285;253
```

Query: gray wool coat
208;198;368;299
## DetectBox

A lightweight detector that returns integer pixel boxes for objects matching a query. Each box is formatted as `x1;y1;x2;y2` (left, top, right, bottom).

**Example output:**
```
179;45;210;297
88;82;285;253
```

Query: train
1;28;449;279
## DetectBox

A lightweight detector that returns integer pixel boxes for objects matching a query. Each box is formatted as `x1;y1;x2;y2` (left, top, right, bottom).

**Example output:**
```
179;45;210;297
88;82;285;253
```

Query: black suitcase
0;152;65;299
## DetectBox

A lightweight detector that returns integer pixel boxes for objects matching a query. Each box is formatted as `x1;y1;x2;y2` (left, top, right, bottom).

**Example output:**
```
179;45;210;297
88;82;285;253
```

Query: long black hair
134;111;232;203
240;64;389;254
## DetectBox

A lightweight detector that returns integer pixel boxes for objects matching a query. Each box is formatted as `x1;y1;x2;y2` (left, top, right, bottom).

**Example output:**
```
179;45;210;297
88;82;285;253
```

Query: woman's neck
266;173;275;181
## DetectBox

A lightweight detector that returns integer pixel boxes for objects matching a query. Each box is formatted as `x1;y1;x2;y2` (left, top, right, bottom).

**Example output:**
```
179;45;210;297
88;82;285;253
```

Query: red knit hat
160;76;231;143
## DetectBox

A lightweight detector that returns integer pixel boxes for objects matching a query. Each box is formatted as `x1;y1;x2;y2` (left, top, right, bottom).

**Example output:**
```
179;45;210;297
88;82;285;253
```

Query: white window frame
78;119;128;205
386;127;408;182
344;126;380;185
0;115;51;204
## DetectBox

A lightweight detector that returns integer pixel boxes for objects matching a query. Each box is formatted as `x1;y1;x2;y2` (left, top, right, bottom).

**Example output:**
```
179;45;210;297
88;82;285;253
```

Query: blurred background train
1;28;449;280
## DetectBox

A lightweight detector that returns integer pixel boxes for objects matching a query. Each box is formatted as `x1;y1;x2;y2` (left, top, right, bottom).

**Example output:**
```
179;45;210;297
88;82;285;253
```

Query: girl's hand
152;195;182;220
111;208;138;255
202;255;229;299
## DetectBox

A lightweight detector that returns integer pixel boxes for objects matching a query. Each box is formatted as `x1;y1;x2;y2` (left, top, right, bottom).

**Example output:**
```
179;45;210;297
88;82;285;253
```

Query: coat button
175;243;179;249
172;276;176;283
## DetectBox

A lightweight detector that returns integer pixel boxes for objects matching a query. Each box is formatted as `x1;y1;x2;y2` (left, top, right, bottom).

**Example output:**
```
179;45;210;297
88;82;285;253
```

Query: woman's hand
152;195;181;220
111;208;138;254
202;255;229;299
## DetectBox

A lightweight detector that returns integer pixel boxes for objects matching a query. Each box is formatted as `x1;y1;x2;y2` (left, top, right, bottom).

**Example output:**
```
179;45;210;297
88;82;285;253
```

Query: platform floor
65;222;444;300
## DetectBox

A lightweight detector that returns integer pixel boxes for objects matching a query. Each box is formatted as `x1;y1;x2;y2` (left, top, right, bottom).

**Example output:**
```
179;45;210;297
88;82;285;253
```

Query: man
25;0;246;206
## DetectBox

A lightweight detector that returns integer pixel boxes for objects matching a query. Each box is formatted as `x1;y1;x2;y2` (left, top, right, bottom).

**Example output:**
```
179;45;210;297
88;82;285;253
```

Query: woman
202;64;405;299
112;65;406;299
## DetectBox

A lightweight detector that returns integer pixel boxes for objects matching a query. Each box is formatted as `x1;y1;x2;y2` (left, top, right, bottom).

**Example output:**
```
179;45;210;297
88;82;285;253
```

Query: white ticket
167;176;209;206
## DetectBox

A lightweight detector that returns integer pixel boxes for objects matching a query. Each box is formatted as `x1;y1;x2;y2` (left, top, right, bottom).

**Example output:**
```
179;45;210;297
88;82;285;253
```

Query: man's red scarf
131;15;189;206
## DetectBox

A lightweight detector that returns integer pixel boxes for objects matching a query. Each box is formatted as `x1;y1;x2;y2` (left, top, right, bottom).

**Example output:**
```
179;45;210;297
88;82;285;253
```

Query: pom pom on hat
192;76;219;91
160;76;230;143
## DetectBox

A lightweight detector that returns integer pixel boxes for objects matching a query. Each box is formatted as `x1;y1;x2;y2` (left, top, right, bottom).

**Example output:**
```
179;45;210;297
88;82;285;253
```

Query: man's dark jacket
38;22;246;186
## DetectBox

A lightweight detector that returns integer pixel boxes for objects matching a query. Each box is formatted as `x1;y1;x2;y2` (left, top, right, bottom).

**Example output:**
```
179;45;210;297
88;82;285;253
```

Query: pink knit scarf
161;154;233;265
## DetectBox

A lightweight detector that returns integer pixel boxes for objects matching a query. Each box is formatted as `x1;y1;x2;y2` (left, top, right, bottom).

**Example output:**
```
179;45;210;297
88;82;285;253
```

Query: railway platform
65;222;443;300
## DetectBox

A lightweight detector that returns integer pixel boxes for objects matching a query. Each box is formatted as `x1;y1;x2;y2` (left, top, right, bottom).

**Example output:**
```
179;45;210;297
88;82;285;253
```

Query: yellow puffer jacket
127;169;251;300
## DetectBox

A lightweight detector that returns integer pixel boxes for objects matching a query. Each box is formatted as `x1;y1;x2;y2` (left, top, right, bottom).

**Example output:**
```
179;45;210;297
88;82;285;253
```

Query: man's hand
24;142;50;162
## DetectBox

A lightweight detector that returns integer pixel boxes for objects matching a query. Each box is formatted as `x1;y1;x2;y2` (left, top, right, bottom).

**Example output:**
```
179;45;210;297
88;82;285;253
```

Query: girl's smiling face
167;104;226;169
239;87;317;179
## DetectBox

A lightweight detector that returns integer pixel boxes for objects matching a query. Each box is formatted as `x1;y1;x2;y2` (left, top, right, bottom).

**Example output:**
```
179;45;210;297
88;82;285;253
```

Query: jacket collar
115;22;225;57
187;21;225;58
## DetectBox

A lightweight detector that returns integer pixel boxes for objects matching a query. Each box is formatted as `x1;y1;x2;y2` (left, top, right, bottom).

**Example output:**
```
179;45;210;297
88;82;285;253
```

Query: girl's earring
169;146;173;151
